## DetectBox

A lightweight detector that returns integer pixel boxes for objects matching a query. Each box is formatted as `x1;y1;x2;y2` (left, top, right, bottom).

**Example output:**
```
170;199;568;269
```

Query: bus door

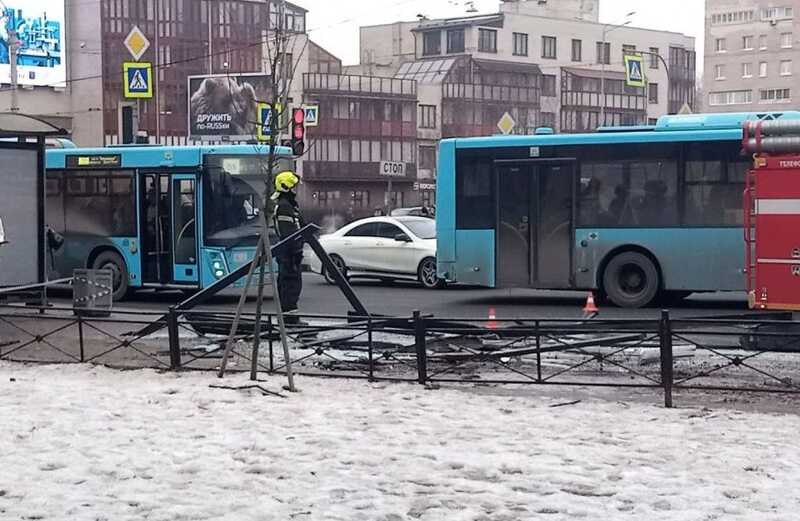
140;173;172;284
171;175;199;284
496;160;575;288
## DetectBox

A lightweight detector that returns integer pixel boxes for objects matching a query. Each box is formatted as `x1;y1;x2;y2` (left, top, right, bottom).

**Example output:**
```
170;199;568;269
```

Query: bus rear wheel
92;250;130;302
602;252;660;309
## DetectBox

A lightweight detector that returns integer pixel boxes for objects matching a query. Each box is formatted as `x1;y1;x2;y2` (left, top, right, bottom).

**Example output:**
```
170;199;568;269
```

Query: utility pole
9;29;19;112
599;11;635;126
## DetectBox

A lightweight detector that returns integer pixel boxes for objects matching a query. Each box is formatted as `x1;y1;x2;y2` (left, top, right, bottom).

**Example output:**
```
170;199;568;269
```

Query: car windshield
402;219;436;240
202;155;293;247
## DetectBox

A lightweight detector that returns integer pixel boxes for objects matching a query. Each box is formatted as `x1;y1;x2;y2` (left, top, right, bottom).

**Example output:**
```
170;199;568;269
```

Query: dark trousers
277;252;303;312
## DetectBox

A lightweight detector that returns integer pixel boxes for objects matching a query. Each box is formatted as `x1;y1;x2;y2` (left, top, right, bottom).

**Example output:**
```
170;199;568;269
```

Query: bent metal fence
2;304;800;407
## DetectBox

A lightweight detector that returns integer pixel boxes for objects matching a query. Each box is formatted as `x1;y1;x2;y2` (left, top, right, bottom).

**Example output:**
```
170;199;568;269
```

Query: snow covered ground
2;362;800;520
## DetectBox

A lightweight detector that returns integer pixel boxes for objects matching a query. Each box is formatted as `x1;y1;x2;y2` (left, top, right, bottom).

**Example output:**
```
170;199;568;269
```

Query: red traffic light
293;108;305;124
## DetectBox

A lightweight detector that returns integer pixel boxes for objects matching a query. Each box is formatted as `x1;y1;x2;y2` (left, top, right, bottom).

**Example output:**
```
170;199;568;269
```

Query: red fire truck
743;120;800;310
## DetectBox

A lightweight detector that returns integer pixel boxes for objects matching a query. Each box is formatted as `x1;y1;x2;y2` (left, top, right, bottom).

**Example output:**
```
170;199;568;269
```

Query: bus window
578;159;678;227
173;179;196;265
628;160;678;227
63;171;136;237
684;143;744;227
456;158;493;229
578;162;625;226
203;156;269;248
45;173;65;234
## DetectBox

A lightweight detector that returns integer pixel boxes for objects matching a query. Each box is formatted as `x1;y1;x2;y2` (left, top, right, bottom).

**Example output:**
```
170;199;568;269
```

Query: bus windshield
202;155;293;247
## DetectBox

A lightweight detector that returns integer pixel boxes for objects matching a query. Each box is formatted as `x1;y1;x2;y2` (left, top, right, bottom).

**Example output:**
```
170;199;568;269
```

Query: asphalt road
49;273;753;321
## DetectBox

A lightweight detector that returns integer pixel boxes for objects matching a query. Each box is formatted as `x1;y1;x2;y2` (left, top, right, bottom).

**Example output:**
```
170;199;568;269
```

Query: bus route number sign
66;155;123;168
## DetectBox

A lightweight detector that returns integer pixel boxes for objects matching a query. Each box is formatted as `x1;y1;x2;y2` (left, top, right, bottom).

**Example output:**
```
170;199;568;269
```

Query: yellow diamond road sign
497;112;516;135
124;26;150;61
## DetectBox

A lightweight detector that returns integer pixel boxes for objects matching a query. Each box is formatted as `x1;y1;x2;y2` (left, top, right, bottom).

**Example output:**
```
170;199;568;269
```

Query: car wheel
323;254;349;285
91;250;130;301
602;251;659;308
418;257;444;289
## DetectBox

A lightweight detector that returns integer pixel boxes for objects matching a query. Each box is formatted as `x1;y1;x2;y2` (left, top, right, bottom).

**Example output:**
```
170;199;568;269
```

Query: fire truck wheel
602;251;660;309
92;250;130;302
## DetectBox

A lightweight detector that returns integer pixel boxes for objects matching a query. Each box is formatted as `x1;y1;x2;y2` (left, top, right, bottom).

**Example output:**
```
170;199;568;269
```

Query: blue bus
45;144;293;300
436;111;800;308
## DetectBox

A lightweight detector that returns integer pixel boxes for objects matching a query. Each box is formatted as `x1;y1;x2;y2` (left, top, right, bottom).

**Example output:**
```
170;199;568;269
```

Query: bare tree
218;0;311;391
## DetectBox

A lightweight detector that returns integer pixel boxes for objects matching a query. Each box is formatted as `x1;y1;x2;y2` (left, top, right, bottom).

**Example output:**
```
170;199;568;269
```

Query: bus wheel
92;250;130;301
602;252;659;309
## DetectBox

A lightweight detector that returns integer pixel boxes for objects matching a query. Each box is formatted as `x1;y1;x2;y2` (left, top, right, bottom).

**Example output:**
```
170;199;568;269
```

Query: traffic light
291;107;305;156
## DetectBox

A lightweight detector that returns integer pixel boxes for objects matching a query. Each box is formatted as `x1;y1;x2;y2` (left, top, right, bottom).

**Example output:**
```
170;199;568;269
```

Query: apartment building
705;1;798;111
360;0;696;135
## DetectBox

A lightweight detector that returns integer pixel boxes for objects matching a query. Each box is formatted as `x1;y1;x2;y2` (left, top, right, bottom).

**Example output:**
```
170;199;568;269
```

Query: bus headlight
208;254;228;279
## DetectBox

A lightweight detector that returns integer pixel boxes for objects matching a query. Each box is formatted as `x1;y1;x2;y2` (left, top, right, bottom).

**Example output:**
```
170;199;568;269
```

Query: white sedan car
307;216;443;289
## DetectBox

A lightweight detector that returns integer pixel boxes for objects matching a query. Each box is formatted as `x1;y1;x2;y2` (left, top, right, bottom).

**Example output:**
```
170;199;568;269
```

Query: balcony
443;83;540;105
311;118;416;139
303;73;417;99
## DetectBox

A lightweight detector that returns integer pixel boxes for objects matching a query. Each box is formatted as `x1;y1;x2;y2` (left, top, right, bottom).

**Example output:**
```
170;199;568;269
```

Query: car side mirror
394;233;411;243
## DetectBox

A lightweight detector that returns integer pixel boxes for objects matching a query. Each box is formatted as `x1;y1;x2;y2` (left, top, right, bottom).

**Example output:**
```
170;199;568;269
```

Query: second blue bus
436;111;800;308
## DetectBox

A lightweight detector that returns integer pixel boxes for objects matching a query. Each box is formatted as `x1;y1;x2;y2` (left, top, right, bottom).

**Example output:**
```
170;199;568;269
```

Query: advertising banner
1;0;66;87
187;73;273;140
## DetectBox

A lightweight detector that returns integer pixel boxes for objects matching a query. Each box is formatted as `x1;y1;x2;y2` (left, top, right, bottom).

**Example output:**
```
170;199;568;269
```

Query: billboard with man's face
187;74;273;140
1;0;66;87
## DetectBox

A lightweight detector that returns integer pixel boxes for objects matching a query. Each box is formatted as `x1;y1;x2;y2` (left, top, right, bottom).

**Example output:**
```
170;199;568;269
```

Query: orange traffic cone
583;292;599;317
486;307;498;330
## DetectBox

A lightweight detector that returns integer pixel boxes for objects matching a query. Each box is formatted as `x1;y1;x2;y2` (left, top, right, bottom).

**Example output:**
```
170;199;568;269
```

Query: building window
781;60;793;76
759;61;768;77
541;36;557;59
760;88;792;103
714;64;726;80
421;190;435;208
350;191;370;209
709;90;753;105
742;35;753;50
513;32;529;56
715;38;727;52
542;74;556;96
782;32;793;48
761;6;793;20
571;39;582;62
759;34;767;50
423;31;441;56
541;111;556;128
648;83;659;103
478;29;498;53
313;191;341;208
419;105;437;129
596;41;610;64
447;29;465;53
742;62;753;78
649;47;659;68
419;146;436;171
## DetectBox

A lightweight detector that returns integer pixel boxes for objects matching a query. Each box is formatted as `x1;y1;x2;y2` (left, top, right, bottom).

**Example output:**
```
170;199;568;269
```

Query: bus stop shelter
0;113;67;298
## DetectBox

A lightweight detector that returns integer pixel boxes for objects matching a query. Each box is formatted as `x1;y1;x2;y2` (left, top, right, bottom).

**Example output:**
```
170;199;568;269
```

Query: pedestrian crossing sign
257;102;283;141
123;62;153;99
624;55;646;88
303;105;319;127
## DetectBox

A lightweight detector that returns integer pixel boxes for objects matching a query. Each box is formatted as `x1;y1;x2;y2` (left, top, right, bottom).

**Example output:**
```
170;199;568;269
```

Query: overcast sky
296;0;705;74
